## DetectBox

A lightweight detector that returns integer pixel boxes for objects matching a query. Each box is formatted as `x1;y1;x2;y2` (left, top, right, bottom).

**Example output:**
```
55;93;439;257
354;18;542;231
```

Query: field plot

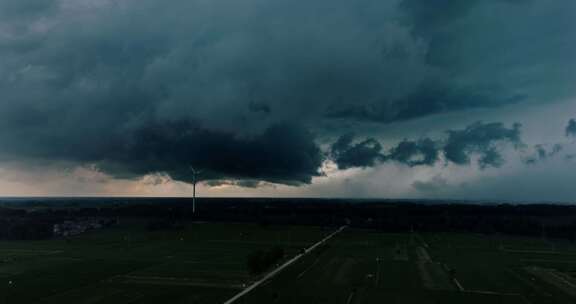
237;230;576;304
238;231;432;303
421;233;576;304
0;221;329;304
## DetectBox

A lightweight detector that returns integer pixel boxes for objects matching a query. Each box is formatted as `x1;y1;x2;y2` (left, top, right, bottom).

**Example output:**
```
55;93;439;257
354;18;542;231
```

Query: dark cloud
387;138;439;166
106;121;323;185
2;118;323;185
443;122;522;168
331;122;525;170
566;119;576;138
330;134;385;170
400;0;575;105
0;0;574;187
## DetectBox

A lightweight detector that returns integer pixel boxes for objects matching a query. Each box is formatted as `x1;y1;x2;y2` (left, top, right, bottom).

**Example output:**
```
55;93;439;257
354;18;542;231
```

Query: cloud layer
0;0;575;191
330;121;524;170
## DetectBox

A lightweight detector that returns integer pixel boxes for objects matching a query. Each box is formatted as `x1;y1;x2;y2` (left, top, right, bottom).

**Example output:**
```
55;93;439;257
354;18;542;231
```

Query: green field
0;221;328;304
238;230;576;304
1;222;576;303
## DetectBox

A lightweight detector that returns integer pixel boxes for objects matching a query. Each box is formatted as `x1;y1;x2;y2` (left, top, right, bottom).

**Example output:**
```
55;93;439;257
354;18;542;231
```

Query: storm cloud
443;122;523;168
330;134;385;170
332;122;525;170
388;138;440;166
0;0;574;188
105;121;321;184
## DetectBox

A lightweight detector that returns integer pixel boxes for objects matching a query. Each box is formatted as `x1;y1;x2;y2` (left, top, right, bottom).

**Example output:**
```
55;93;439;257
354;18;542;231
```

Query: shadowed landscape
1;0;575;302
2;198;576;303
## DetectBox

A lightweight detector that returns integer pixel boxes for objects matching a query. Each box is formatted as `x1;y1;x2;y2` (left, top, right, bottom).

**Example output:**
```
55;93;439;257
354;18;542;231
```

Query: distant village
52;218;117;237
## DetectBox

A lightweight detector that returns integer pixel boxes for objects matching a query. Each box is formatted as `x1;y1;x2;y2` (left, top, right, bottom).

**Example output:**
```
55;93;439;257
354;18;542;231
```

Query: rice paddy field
2;221;576;303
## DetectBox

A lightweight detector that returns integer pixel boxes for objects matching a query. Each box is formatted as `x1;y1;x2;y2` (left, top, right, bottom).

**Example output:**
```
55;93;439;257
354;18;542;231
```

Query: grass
0;220;328;304
2;222;576;303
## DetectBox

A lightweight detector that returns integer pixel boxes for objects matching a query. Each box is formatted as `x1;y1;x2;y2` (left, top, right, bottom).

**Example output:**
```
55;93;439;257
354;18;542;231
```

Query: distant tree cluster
347;204;576;240
4;198;576;242
246;246;285;276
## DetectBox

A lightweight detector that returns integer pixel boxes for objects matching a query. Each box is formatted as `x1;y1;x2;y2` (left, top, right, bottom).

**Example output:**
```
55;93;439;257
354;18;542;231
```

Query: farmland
240;230;576;304
1;220;576;303
0;221;328;304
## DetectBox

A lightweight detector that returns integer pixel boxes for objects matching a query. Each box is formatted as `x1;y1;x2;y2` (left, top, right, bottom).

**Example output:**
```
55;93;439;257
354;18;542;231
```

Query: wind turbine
189;166;201;214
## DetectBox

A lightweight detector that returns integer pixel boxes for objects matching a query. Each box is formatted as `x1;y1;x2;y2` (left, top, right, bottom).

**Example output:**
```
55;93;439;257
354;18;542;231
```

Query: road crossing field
2;222;576;303
0;221;328;304
238;230;576;304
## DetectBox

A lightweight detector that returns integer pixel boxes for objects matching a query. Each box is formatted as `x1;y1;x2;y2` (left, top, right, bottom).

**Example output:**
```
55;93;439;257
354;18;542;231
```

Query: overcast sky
1;0;575;201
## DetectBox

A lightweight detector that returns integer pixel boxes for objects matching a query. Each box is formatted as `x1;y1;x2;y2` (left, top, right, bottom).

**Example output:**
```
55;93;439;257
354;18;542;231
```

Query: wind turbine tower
190;166;200;214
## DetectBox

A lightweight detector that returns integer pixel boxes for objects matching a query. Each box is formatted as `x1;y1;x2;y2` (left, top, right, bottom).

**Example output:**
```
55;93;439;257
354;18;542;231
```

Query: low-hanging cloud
443;122;522;168
331;121;524;170
105;121;324;185
387;138;440;166
330;134;385;170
